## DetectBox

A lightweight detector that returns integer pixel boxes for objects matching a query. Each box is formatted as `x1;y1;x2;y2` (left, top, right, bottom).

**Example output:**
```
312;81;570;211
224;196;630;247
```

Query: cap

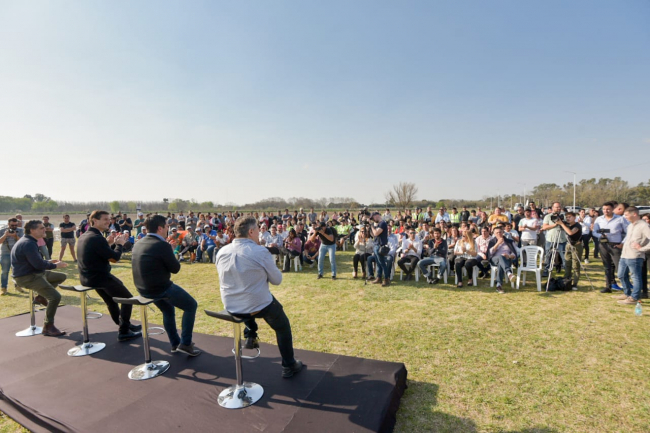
123;230;129;234
110;229;116;233
204;225;210;228
172;227;177;231
138;213;143;216
196;227;202;231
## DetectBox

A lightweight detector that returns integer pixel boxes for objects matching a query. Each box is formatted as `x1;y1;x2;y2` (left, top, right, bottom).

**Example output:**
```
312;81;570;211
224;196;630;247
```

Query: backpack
547;277;572;291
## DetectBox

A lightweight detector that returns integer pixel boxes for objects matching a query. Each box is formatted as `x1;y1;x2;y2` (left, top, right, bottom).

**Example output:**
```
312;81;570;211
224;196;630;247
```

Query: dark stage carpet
0;306;407;433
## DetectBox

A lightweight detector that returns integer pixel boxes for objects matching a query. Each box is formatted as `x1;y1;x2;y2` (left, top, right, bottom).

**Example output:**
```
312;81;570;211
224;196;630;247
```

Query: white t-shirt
519;218;539;241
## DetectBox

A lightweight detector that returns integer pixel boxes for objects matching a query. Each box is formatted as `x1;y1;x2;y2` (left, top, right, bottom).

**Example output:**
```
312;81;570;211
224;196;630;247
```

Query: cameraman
367;212;391;286
0;218;24;295
557;212;583;289
593;201;629;293
309;221;337;279
541;202;567;277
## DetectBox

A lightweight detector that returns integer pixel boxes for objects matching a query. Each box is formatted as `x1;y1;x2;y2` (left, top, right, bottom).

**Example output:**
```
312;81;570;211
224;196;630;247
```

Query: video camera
549;213;566;224
597;228;610;242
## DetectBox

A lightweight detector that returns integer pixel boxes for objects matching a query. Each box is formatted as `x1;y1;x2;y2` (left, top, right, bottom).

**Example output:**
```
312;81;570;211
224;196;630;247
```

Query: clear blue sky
1;1;648;205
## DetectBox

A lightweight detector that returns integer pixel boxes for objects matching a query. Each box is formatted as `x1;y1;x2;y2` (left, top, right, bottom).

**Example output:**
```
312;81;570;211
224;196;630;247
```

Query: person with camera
310;221;337;279
593;201;629;293
77;210;142;342
1;218;25;295
366;212;390;286
418;228;448;284
541;202;567;277
11;220;68;335
487;226;518;293
555;212;582;290
611;207;650;304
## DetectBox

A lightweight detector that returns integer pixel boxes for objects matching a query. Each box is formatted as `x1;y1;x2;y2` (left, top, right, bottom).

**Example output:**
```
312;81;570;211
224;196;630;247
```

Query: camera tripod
545;234;595;292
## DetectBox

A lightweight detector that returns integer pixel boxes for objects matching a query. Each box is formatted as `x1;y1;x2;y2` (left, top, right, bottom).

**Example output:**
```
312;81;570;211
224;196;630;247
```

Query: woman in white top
352;227;374;279
578;208;593;263
446;226;461;271
454;229;480;288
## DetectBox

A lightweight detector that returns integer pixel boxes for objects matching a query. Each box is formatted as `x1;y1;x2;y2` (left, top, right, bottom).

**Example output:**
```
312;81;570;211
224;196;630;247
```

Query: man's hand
632;242;642;250
107;233;116;245
115;234;127;246
55;261;68;268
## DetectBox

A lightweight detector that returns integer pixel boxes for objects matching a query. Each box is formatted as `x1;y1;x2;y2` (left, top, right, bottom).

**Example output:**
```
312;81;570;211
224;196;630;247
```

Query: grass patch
1;244;649;432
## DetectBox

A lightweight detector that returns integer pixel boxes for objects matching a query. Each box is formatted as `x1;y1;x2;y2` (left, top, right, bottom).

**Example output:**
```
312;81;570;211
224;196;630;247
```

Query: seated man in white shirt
215;216;303;378
397;229;422;280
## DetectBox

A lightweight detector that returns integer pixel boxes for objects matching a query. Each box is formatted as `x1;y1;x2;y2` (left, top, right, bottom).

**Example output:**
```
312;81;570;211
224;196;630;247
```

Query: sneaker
332;275;336;280
600;287;612;293
129;324;142;332
371;278;383;285
0;288;7;296
176;342;202;357
352;272;357;279
496;285;505;294
617;297;637;305
542;270;549;278
572;286;578;291
584;259;590;264
431;277;440;285
317;274;323;279
282;359;304;378
611;283;623;291
118;330;142;342
171;345;179;353
381;279;391;287
244;337;260;350
613;294;628;300
507;272;516;283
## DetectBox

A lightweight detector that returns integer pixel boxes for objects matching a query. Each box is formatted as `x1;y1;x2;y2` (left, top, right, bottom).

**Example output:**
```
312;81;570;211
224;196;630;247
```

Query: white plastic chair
455;265;478;286
490;264;515;289
399;260;420;282
293;256;301;272
516;246;544;291
427;263;448;284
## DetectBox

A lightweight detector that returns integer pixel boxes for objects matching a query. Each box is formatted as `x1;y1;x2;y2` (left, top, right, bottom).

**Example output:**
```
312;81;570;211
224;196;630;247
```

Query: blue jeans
153;284;198;348
418;256;447;279
490;255;514;286
318;243;337;276
544;241;566;272
618;258;644;301
1;252;10;288
372;244;388;279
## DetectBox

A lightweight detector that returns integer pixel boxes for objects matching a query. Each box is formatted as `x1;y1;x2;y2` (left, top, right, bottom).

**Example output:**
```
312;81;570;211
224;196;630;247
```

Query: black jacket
132;234;180;297
426;239;448;258
486;237;518;261
77;227;123;286
11;236;57;278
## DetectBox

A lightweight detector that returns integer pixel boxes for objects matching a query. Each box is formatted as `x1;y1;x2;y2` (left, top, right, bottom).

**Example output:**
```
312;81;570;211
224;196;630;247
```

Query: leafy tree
109;201;120;213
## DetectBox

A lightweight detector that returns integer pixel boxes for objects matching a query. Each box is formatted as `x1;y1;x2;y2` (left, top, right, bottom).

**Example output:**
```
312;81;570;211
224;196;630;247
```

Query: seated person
279;229;302;272
454;230;480;288
11;219;68;336
277;224;289;242
418;228;448;284
166;227;183;256
397;229;422;280
487;226;518;293
367;229;399;281
214;229;229;253
487;207;509;227
197;225;218;263
136;226;148;240
265;225;283;256
258;224;271;246
121;230;135;252
475;226;493;278
335;218;352;249
178;226;200;262
302;235;320;266
215;216;303;378
132;215;200;356
503;222;520;244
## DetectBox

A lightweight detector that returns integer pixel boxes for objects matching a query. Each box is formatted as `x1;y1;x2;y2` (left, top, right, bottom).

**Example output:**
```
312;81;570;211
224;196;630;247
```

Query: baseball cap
172;227;177;231
196;227;202;232
204;224;210;229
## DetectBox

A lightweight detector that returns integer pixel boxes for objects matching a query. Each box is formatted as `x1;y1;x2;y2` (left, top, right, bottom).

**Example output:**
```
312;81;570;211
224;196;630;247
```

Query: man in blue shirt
196;225;217;262
593;201;629;293
11;220;69;336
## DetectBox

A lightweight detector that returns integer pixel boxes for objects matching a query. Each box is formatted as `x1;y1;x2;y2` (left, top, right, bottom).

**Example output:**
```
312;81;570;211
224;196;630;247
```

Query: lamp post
565;171;576;211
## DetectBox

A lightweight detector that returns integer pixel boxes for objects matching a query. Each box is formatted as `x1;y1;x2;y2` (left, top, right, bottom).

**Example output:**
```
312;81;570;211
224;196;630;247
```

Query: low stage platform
0;306;407;433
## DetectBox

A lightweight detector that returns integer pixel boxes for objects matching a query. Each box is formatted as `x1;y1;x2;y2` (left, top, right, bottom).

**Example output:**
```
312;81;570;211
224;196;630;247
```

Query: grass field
1;243;649;433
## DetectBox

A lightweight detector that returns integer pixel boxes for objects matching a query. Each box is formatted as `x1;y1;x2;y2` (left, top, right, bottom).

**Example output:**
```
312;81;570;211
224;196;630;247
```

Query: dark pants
92;275;134;334
353;253;371;274
233;297;296;368
581;234;591;259
152;283;197;348
280;248;300;271
455;258;479;282
592;234;600;258
266;246;280;256
398;255;420;275
642;255;648;297
45;238;54;258
303;252;318;265
599;243;622;288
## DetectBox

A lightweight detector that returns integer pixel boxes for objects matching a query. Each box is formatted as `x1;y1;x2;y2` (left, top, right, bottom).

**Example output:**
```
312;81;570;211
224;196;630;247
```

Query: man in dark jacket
486;226;519;293
77;210;141;342
132;215;200;357
418;228;448;284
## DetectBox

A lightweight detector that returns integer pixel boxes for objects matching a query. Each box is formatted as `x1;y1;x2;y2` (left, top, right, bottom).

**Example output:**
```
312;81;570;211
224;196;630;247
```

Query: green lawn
1;245;649;433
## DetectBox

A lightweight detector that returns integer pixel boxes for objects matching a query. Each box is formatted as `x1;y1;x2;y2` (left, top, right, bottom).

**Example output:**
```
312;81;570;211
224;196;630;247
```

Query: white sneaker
572;286;578;291
584;259;589;264
508;272;516;283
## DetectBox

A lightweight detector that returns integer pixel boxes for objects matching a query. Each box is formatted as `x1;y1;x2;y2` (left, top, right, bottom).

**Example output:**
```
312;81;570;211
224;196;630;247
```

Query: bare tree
385;182;418;209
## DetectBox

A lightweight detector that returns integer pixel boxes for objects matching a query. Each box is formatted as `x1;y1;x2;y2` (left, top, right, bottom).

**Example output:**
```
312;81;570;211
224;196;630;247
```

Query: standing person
215;216;303;378
58;214;77;262
311;221;337;279
557;212;583;290
541;202;567;277
418;228;448;284
77;210;142;341
578;208;593;264
1;218;25;295
177;211;186;230
134;212;146;236
589;208;601;259
78;213;91;236
615;207;650;304
593;201;629;293
42;216;55;259
11;220;68;335
132;215;201;356
460;206;470;223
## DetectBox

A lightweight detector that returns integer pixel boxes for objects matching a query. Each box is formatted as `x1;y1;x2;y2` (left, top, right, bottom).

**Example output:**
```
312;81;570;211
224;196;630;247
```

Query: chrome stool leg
128;305;169;380
16;290;43;337
68;291;106;356
218;322;264;409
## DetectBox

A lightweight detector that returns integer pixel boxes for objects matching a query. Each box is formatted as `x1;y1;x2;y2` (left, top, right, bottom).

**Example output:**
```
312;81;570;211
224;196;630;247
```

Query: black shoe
176;342;202;357
317;274;323;279
282;359;304;378
244;337;260;350
432;277;440;285
332;275;336;280
118;330;142;342
600;287;612;293
129;324;142;332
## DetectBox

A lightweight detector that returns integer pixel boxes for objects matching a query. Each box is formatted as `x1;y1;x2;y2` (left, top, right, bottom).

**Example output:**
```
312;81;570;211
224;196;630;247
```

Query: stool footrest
59;285;95;292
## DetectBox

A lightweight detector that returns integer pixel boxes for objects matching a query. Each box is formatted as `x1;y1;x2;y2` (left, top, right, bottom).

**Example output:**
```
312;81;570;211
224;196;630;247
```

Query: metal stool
113;295;169;380
204;309;263;409
59;285;106;356
85;293;103;319
15;287;42;337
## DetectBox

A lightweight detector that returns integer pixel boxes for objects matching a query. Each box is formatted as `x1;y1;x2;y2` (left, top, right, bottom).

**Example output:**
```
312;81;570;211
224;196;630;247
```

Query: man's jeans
318;243;337;276
418;256;447;279
544;241;566;272
233;297;296;368
372;244;388;279
618;258;644;301
1;252;11;288
153;284;198;348
490;255;513;286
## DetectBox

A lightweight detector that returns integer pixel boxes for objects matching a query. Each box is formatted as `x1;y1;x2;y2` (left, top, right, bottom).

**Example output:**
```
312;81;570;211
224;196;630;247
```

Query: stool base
68;342;106;357
148;326;165;335
128;361;170;381
218;382;264;409
16;326;43;337
86;312;103;319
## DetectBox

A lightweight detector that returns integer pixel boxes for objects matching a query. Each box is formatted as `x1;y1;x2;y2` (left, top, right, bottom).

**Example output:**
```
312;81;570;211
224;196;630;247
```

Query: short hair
90;210;110;226
63;214;70;218
625;206;639;216
565;212;576;217
24;219;43;235
618;202;630;210
493;225;504;232
432;228;441;234
8;218;18;224
145;215;167;234
602;201;616;208
234;216;258;238
43;215;49;219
